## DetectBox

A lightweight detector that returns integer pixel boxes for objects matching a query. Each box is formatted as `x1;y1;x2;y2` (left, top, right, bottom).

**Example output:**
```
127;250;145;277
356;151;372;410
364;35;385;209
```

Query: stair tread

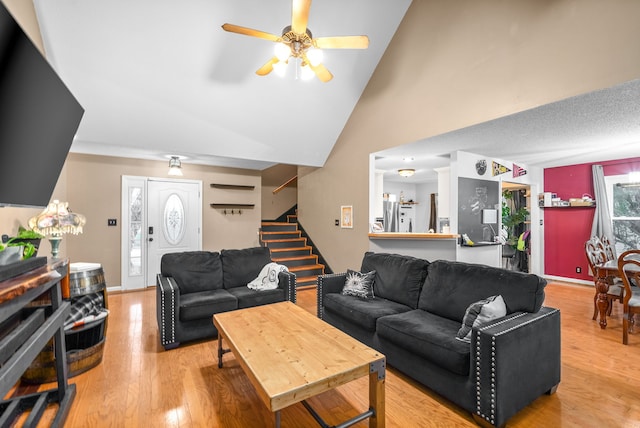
262;238;306;243
269;246;312;252
288;264;324;272
272;255;317;262
295;275;320;283
260;231;300;235
261;222;295;226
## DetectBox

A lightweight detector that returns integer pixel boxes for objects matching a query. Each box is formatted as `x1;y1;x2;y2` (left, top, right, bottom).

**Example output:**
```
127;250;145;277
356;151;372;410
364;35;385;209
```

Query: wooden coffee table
213;301;386;427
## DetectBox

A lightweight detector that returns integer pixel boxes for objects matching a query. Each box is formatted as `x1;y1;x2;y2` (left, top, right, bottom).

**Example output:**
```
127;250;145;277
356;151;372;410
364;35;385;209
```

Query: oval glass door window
164;193;185;245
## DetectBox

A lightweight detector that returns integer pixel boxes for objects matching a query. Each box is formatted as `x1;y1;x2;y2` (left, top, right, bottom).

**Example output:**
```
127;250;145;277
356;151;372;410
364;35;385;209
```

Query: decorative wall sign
513;163;528;177
475;160;487;175
492;161;512;176
341;205;353;228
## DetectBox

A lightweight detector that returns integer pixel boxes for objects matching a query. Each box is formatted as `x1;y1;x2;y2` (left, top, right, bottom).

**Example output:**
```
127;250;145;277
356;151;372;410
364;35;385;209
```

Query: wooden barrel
21;262;109;383
21;320;107;383
69;262;105;298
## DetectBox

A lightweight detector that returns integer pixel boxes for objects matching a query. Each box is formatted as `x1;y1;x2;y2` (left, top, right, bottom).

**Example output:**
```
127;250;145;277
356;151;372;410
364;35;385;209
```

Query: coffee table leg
274;410;281;428
369;359;386;428
218;334;224;368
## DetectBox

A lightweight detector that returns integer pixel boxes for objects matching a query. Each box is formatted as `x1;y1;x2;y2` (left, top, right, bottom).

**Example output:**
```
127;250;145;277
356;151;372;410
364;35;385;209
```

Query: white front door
121;176;202;290
146;179;201;286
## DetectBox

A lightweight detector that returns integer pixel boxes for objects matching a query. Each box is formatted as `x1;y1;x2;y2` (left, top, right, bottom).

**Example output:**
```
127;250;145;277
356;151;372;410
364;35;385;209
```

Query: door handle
149;238;154;242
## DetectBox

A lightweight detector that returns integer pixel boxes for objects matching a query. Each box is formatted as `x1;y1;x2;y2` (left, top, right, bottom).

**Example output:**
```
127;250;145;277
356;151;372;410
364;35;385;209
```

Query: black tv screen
0;3;84;208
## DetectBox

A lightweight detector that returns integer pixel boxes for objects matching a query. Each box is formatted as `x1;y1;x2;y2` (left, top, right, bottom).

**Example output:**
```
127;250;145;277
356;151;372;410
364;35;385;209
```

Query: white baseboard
544;275;593;286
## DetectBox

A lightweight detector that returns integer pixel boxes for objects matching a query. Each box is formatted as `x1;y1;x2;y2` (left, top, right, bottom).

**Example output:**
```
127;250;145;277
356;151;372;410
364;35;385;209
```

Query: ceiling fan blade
291;0;311;34
256;57;279;76
221;23;281;42
307;60;333;82
314;35;369;49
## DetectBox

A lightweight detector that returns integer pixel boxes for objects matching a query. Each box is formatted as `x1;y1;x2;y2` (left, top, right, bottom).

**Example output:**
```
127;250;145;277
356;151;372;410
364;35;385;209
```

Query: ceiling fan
221;0;369;82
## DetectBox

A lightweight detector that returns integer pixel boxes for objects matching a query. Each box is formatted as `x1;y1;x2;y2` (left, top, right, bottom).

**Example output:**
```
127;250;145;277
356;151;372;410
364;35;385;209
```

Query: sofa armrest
156;274;181;350
278;271;297;303
317;272;347;319
472;306;561;428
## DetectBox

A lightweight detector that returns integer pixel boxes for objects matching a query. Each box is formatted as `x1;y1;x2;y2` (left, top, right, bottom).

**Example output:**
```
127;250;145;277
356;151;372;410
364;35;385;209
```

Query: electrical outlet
108;219;117;226
576;266;582;273
335;219;339;226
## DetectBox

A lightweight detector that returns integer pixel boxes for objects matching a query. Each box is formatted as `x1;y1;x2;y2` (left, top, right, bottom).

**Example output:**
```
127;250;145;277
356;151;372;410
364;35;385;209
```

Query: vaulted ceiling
31;1;640;180
34;0;412;170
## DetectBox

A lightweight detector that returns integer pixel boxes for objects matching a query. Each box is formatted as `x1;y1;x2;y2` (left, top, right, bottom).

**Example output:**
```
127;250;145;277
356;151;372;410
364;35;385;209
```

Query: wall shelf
210;203;255;208
210;184;255;190
540;205;595;209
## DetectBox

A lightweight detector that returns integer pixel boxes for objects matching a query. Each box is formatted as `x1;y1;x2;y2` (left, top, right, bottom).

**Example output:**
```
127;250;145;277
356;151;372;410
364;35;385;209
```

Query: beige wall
261;186;297;221
64;153;262;287
299;0;640;273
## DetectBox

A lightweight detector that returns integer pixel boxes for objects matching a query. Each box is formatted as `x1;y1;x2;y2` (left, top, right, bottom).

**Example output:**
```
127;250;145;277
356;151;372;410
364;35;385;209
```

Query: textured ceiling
33;0;412;170
378;79;640;183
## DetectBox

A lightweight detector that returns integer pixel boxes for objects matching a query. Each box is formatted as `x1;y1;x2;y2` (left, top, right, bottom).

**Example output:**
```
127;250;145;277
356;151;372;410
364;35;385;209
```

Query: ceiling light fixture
168;156;183;176
398;169;415;178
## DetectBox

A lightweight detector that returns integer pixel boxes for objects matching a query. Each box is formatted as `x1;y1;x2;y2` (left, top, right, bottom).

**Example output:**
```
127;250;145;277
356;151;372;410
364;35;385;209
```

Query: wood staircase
260;214;325;289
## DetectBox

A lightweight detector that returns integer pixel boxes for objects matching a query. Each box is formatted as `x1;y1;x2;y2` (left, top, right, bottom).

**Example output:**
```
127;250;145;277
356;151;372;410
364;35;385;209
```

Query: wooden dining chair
585;237;623;320
600;235;616;262
617;249;640;345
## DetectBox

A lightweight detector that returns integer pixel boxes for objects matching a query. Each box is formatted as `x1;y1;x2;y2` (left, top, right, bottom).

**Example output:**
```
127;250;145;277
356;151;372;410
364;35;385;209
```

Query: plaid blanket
64;292;109;330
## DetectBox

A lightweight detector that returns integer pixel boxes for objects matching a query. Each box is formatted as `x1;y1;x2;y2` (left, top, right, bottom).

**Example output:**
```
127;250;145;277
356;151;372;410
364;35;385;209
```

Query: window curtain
591;164;615;250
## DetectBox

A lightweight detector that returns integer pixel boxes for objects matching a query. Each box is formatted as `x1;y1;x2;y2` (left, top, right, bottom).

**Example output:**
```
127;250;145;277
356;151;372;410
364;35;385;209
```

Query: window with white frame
605;172;640;254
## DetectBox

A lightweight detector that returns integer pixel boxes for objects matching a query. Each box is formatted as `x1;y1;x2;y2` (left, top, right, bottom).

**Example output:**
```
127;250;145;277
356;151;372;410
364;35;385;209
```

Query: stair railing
272;175;297;194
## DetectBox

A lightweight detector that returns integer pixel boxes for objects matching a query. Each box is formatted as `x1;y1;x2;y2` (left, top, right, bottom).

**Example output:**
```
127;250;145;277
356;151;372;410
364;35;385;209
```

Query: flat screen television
0;3;84;208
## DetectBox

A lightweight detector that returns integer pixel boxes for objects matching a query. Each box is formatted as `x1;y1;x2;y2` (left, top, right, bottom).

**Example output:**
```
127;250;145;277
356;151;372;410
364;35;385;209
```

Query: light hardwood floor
17;281;640;427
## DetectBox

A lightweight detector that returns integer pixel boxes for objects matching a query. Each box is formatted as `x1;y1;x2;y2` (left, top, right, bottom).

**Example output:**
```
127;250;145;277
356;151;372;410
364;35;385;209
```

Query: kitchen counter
368;232;459;261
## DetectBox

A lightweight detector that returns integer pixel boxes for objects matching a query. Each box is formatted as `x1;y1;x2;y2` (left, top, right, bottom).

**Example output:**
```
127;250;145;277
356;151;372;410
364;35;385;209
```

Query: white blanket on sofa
248;262;289;291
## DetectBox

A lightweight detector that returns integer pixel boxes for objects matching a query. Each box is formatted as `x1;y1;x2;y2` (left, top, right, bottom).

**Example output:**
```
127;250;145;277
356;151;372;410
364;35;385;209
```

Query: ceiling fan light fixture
306;47;323;66
273;60;288;77
398;168;415;178
274;42;290;61
300;63;315;80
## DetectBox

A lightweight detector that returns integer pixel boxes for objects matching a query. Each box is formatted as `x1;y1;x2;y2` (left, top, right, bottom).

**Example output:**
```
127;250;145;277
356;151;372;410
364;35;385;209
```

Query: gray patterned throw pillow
456;295;506;343
342;269;376;299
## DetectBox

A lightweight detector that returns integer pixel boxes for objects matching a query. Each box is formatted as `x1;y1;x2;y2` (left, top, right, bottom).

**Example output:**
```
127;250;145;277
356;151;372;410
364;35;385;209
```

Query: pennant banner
492;161;511;176
513;163;527;177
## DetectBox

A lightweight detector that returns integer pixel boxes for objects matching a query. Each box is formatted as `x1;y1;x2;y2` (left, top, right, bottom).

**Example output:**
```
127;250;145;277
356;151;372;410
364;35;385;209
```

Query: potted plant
501;190;529;247
4;226;44;259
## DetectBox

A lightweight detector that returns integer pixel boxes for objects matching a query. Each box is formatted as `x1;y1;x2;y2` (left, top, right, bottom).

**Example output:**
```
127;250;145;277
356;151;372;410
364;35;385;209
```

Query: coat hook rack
222;209;242;215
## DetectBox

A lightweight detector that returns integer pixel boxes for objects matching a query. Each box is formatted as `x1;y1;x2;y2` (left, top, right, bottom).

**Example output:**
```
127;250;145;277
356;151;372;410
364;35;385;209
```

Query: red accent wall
544;157;640;280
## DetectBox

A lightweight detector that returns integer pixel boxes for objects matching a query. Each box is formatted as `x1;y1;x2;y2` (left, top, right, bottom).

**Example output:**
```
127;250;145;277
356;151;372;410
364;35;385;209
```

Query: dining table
594;257;640;329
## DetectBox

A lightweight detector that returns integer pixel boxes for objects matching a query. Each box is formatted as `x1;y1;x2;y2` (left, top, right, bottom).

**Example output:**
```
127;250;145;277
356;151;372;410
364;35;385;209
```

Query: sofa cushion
377;310;471;376
323;293;412;331
342;269;376;299
161;251;224;294
179;289;237;321
227;287;285;309
456;295;506;343
221;247;272;289
360;252;429;309
419;260;547;323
